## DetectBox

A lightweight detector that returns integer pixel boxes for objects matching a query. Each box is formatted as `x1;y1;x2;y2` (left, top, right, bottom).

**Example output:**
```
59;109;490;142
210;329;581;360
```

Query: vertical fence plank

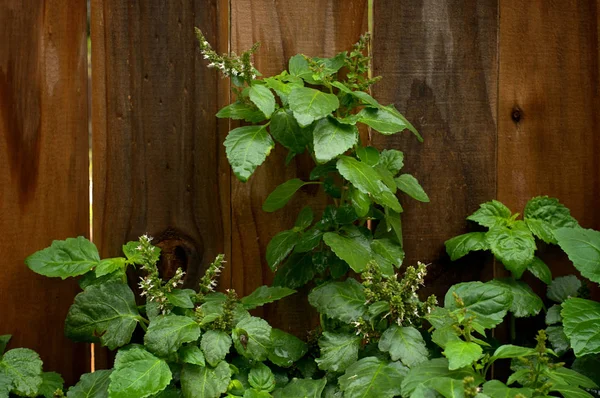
230;0;368;334
0;1;89;384
91;0;230;366
372;1;499;298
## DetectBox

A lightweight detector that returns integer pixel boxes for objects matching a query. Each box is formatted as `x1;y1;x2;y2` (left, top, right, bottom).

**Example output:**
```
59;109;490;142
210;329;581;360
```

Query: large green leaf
561;298;600;356
249;84;275;118
0;348;42;397
548;275;582;303
268;329;308;368
428;377;465;398
241;286;296;310
216;101;266;123
339;357;405;398
488;278;543;318
358;107;414;136
443;341;482;370
108;348;172;398
25;236;100;279
527;256;552;285
272;378;326;398
65;282;140;350
336;156;402;212
445;282;511;329
395;174;429;202
323;231;372;272
66;369;112;398
38;372;64;398
482;380;533;398
270;109;310;153
266;230;300;270
180;361;231;398
379;325;428;368
485;222;536;278
315;332;361;373
144;315;201;358
232;317;272;361
224;125;274;182
288;87;339;127
524;196;578;244
312;117;358;163
200;330;231;367
467;201;512;228
308;279;367;323
401;358;482;397
445;232;488;261
263;179;310;212
371;239;405;268
555;227;600;284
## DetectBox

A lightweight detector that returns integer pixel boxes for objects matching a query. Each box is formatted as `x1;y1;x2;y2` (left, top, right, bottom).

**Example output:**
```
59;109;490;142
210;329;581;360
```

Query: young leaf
524;196;578;244
272;378;326;398
268;329;308;368
294;206;314;230
378;149;404;176
179;345;205;366
266;230;300;270
224;125;274;182
445;282;511;329
467;200;512;228
323;231;372;272
233;317;273;361
108;348;172;398
395;174;429;202
165;289;196;309
527;256;552;285
249;84;276;118
241;286;296;310
546;325;570;356
308;279;367;323
491;345;537;361
0;348;43;397
547;275;582;303
561;298;600;356
485;222;536;278
443;340;483;370
378;325;428;368
25;236;100;279
338;357;404;398
248;363;276;392
144;315;201;358
200;330;232;367
288;87;339;127
65;282;140;350
488;278;543;317
263;179;309;212
312;117;358;163
546;304;562;325
66;369;112;398
356;146;380;166
445;232;488;261
216;101;266;123
270;109;310;153
180;361;231;398
555;227;600;284
316;332;361;373
38;372;64;398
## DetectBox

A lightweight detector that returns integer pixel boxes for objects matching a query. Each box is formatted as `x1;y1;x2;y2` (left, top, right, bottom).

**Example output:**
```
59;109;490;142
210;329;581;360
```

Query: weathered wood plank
230;0;368;334
0;1;89;384
372;0;499;298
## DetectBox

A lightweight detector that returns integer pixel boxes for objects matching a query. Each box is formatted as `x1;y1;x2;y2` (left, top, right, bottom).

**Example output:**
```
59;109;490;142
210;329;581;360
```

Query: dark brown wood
230;0;369;335
91;0;230;365
0;1;90;384
372;0;499;299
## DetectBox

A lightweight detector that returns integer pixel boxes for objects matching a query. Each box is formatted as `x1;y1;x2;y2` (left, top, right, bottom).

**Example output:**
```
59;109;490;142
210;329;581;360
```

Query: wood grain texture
0;1;89;384
230;0;368;334
372;0;499;298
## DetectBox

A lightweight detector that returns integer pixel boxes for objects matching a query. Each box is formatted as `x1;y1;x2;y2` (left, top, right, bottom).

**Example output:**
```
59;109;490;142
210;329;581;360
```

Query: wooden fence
1;0;599;384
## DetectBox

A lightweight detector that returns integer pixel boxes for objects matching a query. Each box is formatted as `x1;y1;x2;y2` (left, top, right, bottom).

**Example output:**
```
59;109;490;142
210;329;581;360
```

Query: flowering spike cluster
362;261;437;327
197;254;225;298
195;28;259;83
344;32;382;92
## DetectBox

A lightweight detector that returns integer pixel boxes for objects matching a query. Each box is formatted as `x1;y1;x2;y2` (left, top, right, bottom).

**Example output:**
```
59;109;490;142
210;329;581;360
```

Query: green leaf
272;378;326;398
294;206;314;230
268;329;308;368
443;341;482;370
356;146;380;166
0;336;10;356
561;298;600;356
312;117;358;163
108;348;172;398
0;348;42;396
249;84;275;118
428;377;465;398
527;256;552;285
491;345;537;361
166;289;196;309
266;230;300;270
378;149;404;176
25;236;100;279
546;325;570;356
485;222;536;278
65;282;140;350
555;227;600;284
288;87;339;127
248;363;275;392
95;257;126;278
550;385;594;398
340;357;405;398
379;325;428;368
233;317;272;361
445;232;488;261
308;279;367;323
371;239;405;268
548;275;582;303
38;372;64;398
401;358;482;397
467;201;512;228
270;109;310;154
263;179;309;212
323;231;372;272
294;228;322;253
66;369;112;398
272;252;315;289
144;315;201;358
546;305;563;325
241;286;296;310
200;330;232;367
358;106;413;136
244;389;272;398
445;282;511;329
572;355;600;386
488;278;543;318
179;345;205;366
349;185;370;217
315;332;361;373
395;174;429;202
524;196;578;244
336;156;402;212
224;125;274;182
180;361;231;398
216;101;266;123
482;380;533;398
